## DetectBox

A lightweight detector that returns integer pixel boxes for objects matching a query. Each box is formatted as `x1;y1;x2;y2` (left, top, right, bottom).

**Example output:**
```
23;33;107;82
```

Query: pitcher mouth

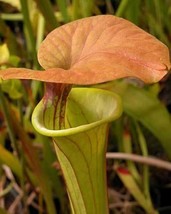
32;88;122;137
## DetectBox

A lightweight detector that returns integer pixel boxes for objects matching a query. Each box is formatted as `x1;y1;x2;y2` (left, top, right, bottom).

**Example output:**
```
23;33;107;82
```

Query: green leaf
0;43;9;65
56;0;69;23
1;79;22;99
0;144;22;178
116;166;157;213
104;80;171;159
9;110;56;214
8;55;20;67
33;0;58;30
32;87;122;214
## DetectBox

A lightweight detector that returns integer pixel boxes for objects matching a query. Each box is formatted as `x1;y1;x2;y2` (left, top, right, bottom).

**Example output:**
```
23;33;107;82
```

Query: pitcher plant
0;15;170;214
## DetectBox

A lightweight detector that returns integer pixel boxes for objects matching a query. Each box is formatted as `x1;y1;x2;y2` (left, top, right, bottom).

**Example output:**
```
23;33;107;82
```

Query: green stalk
33;0;58;30
9;108;57;214
31;13;45;101
136;124;153;207
153;0;162;26
17;98;29;213
115;0;129;17
80;0;94;17
19;0;38;68
0;87;19;155
0;88;29;213
56;0;69;23
17;99;24;125
122;130;141;185
36;14;45;50
0;13;23;21
0;144;22;179
72;0;80;19
147;14;170;46
116;165;158;214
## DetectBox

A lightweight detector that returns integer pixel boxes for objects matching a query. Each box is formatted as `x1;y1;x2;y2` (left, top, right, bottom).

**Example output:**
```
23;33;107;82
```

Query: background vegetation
0;0;171;213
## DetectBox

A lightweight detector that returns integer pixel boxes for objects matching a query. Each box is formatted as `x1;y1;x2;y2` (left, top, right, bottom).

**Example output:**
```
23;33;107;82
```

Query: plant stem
36;14;45;50
72;0;80;19
115;0;129;17
1;13;23;21
80;0;94;17
0;87;19;155
122;131;141;185
19;0;38;68
33;0;58;30
106;152;171;171
136;124;151;204
56;0;69;23
9;107;57;214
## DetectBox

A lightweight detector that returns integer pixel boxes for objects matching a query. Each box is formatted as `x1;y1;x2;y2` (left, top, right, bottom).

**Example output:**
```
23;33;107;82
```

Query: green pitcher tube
32;87;122;214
